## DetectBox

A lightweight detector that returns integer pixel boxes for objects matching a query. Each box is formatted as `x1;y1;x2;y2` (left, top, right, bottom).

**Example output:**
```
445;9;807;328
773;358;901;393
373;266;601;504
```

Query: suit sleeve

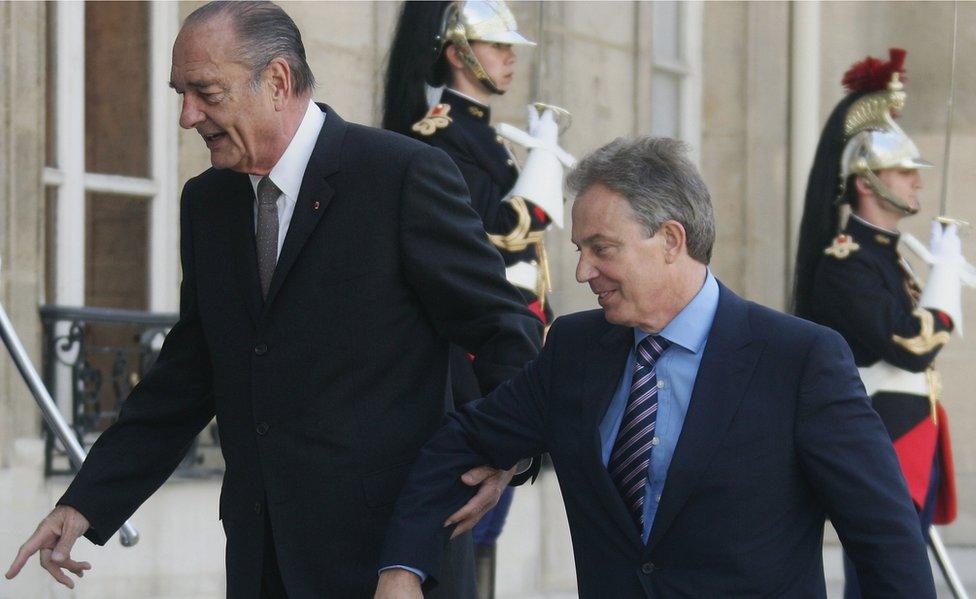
57;181;216;545
794;328;936;597
399;145;542;394
379;317;557;588
814;256;951;371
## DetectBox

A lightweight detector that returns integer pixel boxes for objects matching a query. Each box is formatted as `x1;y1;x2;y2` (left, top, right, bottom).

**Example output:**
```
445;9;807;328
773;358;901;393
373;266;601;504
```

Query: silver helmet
438;1;536;94
840;73;932;214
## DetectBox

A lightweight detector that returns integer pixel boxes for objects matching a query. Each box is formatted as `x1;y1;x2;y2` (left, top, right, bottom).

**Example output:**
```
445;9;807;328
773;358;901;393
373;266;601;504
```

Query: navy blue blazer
382;283;935;597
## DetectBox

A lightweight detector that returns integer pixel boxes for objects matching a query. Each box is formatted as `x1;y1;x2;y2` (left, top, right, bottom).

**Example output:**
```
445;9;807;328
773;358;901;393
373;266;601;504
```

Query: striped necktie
608;334;670;532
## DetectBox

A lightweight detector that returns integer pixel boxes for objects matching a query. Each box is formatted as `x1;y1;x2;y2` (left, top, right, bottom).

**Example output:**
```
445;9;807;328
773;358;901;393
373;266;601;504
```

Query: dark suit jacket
58;105;542;598
382;283;935;598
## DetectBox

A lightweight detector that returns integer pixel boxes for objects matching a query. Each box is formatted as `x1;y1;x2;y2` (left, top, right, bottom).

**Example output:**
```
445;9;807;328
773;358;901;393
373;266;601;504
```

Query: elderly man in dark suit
5;2;541;597
376;137;935;598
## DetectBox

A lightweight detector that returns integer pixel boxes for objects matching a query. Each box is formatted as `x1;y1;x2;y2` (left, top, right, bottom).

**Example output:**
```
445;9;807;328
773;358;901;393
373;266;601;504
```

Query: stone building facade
1;1;973;596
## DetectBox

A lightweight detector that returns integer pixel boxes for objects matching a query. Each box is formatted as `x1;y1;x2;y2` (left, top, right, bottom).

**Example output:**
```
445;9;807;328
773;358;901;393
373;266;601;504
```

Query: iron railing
39;305;222;478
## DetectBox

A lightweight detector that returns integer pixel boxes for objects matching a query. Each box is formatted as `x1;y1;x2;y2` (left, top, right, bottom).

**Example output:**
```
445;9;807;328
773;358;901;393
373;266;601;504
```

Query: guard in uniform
383;2;570;597
793;49;961;598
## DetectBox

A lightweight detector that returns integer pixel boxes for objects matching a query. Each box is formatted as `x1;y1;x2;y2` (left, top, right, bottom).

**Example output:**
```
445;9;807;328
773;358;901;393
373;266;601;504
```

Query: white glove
527;106;559;145
919;221;965;335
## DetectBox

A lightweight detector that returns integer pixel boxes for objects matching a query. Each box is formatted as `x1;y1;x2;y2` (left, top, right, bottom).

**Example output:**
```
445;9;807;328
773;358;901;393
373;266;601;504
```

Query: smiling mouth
596;290;616;303
200;131;227;150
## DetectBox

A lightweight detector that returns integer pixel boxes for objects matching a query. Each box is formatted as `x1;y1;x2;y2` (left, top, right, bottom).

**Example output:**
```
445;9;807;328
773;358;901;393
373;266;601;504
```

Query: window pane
85;1;150;177
651;72;680;138
653;1;680;63
85;193;149;310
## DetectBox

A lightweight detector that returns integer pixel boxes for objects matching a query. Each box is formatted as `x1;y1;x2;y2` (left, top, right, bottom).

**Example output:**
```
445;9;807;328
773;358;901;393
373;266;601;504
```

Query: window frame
649;0;703;163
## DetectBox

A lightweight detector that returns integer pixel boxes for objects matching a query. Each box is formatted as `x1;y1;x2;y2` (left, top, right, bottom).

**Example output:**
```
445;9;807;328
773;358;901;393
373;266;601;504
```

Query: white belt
506;261;539;293
857;361;929;397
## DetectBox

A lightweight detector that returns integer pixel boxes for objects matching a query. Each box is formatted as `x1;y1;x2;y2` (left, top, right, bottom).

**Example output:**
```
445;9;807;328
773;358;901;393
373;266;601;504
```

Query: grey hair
183;1;316;95
566;136;715;264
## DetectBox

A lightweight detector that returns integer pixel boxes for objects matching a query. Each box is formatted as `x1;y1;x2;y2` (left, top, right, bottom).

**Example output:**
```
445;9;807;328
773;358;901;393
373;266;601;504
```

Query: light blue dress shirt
599;270;719;542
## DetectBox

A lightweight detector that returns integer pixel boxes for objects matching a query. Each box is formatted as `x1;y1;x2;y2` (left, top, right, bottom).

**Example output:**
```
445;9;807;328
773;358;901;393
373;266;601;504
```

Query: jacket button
254;343;268;355
253;501;263;515
256;422;269;435
641;562;655;574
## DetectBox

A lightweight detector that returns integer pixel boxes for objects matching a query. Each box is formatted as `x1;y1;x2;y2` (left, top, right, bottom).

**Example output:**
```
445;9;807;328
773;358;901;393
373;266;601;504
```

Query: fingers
39;549;76;589
460;465;497;486
50;518;85;564
6;524;53;579
6;507;92;587
445;481;506;538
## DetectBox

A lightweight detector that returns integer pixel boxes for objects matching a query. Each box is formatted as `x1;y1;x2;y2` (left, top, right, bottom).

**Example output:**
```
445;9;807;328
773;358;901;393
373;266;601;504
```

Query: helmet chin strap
861;169;919;215
452;33;504;95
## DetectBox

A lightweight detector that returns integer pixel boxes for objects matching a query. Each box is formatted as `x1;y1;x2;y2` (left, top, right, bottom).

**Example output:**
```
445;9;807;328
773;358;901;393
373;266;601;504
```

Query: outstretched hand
5;505;92;588
443;464;515;539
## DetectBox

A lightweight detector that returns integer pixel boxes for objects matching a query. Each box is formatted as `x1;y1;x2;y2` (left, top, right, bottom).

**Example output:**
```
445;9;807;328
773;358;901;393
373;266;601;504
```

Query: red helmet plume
842;48;907;94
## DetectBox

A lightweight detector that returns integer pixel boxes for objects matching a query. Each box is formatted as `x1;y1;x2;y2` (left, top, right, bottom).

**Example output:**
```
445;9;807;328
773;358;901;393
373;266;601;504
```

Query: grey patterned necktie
256;176;281;299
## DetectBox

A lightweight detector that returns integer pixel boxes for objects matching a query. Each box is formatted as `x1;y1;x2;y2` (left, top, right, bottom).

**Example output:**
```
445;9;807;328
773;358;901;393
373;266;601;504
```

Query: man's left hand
443;465;515;538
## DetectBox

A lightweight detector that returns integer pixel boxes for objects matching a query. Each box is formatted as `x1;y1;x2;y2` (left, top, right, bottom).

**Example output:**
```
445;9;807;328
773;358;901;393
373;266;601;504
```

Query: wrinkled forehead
170;21;241;87
571;185;640;242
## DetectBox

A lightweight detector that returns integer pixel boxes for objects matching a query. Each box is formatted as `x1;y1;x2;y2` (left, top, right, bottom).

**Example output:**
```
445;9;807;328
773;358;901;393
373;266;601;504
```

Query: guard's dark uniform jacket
411;89;552;326
809;215;956;524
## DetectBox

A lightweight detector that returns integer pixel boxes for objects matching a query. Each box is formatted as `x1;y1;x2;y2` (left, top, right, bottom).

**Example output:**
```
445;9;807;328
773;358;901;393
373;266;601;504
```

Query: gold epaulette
823;234;860;260
411;104;452;137
892;308;951;355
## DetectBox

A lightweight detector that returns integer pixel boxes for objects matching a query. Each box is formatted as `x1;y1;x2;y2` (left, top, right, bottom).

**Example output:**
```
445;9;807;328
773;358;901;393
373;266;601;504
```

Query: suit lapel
262;104;345;313
579;323;644;549
644;284;765;554
225;173;263;327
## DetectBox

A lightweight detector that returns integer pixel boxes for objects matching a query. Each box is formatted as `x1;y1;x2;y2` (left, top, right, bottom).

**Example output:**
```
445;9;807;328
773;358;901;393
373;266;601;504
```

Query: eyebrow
168;80;219;92
575;234;616;246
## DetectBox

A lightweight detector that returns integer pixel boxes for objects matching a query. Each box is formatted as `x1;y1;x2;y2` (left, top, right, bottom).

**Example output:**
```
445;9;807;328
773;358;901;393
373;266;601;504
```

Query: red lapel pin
312;200;320;210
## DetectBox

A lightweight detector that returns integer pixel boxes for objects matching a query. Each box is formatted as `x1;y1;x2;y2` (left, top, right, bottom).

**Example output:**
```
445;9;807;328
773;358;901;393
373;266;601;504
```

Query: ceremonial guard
384;2;573;596
793;49;965;598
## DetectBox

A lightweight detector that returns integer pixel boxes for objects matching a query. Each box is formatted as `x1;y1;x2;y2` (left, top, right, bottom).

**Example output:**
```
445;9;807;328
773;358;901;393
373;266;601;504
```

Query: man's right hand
5;505;92;588
374;568;423;599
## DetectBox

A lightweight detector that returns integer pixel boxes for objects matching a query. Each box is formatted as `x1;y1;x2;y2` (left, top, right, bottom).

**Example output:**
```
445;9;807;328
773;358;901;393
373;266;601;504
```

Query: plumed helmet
437;1;535;94
838;50;931;214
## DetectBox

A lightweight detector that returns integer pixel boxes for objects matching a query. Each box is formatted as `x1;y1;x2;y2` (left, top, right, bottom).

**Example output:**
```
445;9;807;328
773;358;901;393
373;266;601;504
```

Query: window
44;1;180;417
44;1;179;314
650;1;703;161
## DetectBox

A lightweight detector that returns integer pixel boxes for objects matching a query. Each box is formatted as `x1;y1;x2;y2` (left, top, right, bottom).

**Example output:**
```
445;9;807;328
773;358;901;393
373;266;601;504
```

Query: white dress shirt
248;100;326;258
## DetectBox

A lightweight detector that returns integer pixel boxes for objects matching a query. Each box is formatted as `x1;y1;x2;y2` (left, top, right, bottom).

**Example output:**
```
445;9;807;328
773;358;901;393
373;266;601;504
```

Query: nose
576;254;596;283
179;94;205;130
507;48;517;65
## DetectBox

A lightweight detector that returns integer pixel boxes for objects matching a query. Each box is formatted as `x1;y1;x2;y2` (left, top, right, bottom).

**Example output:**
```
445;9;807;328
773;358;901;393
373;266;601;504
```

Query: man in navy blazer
376;137;935;598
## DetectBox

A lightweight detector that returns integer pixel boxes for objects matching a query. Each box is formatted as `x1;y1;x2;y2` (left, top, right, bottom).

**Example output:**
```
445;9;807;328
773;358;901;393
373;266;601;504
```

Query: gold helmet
840;69;932;214
438;1;536;94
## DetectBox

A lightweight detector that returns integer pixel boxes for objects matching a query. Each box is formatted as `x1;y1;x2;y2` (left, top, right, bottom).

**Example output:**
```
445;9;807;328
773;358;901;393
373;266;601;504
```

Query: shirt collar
634;270;719;354
248;100;326;200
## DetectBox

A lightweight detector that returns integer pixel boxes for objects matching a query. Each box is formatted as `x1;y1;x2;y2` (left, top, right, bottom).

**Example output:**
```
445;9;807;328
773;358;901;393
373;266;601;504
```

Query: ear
853;174;873;199
659;220;687;264
265;57;293;110
444;44;465;70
